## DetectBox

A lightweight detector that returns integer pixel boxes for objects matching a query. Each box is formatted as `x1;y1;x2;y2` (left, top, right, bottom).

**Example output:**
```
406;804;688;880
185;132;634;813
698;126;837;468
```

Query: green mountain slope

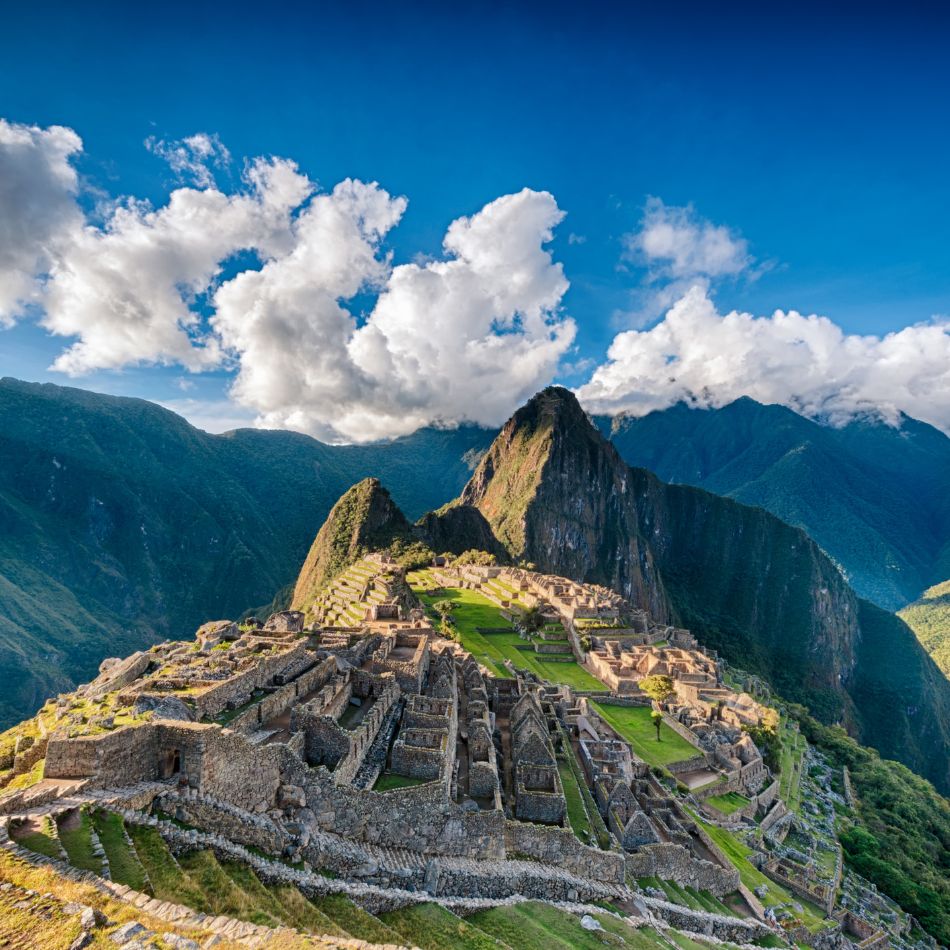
291;477;412;613
899;580;950;676
598;398;950;611
424;387;950;793
0;377;493;728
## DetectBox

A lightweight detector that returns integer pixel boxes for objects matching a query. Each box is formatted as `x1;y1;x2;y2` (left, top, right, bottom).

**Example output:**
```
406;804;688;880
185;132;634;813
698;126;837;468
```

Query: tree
639;674;676;705
518;605;545;637
431;599;455;619
651;710;663;742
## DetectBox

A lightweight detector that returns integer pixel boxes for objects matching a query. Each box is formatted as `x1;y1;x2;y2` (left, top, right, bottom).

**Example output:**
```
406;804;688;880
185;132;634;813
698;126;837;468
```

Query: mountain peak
291;477;411;615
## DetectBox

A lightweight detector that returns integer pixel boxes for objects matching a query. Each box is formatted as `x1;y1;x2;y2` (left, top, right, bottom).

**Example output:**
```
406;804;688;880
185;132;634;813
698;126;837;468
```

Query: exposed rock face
421;387;950;792
291;478;412;613
457;387;669;620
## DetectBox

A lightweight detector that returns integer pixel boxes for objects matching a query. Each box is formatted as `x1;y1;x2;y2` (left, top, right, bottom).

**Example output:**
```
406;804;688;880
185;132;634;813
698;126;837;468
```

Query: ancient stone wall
191;642;313;720
45;725;159;784
503;820;625;883
228;655;337;733
301;771;507;860
624;841;739;896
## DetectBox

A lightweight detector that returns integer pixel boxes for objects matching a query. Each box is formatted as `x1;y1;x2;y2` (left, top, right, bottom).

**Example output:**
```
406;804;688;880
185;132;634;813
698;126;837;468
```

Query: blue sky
2;0;949;438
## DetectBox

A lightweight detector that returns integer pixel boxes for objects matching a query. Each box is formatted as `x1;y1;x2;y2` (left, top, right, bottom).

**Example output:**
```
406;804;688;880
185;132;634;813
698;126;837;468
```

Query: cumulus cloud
627;197;752;280
577;285;950;433
215;187;575;441
0;119;83;325
44;156;313;374
617;198;759;327
0;119;575;440
146;132;232;187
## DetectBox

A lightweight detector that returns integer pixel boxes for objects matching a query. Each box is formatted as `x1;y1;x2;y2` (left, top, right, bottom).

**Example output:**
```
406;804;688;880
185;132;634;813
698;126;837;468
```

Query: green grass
15;816;61;860
593;703;699;767
558;731;612;849
126;824;208;910
56;810;102;873
310;893;405;944
414;586;603;689
270;885;352;936
380;902;506;949
178;849;282;927
705;792;750;816
778;720;806;813
373;772;430;791
91;811;149;891
469;901;673;950
558;757;593;843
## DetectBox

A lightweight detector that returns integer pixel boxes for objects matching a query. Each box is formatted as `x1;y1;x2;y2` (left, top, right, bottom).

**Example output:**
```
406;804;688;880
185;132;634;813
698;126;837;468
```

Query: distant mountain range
596;398;950;612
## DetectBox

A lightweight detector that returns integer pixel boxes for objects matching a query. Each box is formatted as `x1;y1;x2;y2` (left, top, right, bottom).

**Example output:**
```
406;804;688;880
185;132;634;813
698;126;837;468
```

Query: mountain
900;580;950;676
597;398;950;612
423;387;950;793
0;377;493;728
291;477;412;614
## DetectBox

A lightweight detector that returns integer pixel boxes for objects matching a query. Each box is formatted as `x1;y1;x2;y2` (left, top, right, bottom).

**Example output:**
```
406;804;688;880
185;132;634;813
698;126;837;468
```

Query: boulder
263;611;305;634
132;694;194;722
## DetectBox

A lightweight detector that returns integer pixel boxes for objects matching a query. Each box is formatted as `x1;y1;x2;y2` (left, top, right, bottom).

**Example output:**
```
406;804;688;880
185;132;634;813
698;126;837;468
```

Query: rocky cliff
458;387;670;620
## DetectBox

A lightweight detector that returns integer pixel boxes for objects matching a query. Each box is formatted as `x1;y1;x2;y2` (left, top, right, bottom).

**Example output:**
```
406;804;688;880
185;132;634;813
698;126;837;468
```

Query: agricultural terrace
592;702;699;768
686;809;831;932
407;573;603;690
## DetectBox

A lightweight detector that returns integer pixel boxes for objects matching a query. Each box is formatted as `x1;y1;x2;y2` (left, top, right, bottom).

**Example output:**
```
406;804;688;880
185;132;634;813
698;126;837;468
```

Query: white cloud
0;119;83;325
616;198;758;328
627;197;752;280
157;397;257;434
146;132;232;187
577;284;950;433
44;156;312;374
215;186;575;441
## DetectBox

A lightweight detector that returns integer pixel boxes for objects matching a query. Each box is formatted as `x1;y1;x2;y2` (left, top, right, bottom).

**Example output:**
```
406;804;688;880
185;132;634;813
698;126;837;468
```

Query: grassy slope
899;579;950;676
379;902;507;949
469;902;674;950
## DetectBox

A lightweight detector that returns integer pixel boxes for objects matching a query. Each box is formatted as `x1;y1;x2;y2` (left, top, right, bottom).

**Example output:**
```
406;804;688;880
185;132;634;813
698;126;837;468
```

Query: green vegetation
14;816;61;860
705;792;749;816
469;901;673;950
899;579;950;676
291;478;414;614
639;674;676;704
605;395;950;613
689;811;828;931
178;849;281;927
593;703;698;767
373;772;429;791
310;893;406;944
0;377;492;730
412;583;603;688
56;810;102;874
126;824;208;909
91;811;148;892
792;705;950;944
380;902;505;949
778;720;806;813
